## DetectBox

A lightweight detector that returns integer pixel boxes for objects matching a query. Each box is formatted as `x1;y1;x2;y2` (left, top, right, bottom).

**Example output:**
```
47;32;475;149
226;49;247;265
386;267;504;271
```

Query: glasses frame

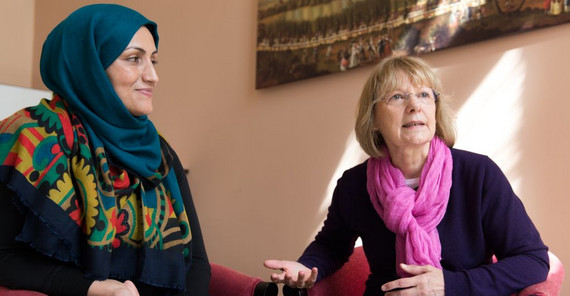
375;88;440;106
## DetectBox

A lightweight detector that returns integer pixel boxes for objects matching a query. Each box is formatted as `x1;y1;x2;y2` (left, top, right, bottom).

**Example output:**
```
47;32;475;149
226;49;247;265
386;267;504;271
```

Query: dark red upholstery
0;286;46;296
0;262;277;296
209;262;277;296
284;246;565;296
305;246;369;296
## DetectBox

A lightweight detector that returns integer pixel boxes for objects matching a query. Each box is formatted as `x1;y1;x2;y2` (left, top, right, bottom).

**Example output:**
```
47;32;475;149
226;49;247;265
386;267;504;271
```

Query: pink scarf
366;137;453;277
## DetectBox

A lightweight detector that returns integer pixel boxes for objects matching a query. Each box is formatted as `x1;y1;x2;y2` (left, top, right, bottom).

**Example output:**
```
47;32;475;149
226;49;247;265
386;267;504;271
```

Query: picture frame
256;0;570;89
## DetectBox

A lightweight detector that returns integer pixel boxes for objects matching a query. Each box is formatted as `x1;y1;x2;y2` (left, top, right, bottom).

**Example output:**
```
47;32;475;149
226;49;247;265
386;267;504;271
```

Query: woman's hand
87;279;140;296
263;259;318;289
381;264;444;296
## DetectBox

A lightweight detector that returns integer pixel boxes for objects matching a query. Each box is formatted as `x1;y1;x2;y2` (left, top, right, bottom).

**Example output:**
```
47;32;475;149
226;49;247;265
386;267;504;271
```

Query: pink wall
3;0;568;294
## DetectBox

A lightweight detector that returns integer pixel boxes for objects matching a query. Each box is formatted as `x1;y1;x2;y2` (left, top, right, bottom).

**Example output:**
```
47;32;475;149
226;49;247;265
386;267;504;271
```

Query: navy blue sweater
298;148;549;296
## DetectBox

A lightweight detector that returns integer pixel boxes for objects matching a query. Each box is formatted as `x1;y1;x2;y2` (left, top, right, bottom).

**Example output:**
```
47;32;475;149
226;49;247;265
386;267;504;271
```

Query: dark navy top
298;148;549;296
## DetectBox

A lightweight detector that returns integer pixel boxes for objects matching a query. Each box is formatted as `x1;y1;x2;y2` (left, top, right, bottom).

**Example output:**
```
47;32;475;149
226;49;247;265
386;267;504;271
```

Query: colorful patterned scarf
0;96;191;290
0;4;192;291
366;137;453;277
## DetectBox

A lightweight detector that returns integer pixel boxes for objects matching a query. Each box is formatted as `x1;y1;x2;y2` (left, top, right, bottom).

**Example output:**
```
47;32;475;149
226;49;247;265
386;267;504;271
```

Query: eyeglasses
378;89;439;106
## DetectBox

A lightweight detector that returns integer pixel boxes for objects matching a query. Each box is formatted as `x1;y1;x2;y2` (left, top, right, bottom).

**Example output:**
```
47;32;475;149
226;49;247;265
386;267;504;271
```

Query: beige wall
0;0;35;87
3;0;568;294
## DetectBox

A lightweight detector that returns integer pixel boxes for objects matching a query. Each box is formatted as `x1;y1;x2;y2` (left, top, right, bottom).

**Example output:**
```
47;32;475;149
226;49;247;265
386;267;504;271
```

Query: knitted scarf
366;136;452;277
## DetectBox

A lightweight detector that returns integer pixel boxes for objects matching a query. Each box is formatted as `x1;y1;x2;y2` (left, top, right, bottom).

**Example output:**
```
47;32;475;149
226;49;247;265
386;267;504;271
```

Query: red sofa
283;246;565;296
0;262;277;296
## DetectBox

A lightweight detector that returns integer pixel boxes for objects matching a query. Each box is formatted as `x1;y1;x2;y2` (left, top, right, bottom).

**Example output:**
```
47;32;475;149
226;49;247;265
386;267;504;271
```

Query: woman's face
373;72;437;153
105;27;158;116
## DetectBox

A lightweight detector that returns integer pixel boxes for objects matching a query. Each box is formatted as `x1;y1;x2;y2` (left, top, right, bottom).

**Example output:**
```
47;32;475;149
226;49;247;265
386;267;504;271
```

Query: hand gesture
263;259;318;289
381;264;445;296
87;279;140;296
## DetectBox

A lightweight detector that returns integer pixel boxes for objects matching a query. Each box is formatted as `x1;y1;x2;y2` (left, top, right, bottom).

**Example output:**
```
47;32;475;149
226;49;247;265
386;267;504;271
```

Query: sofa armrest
0;286;46;296
517;252;565;296
209;262;278;296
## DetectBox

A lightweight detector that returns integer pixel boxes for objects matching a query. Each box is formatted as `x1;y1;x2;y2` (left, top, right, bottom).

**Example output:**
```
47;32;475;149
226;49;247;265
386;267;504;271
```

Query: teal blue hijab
40;3;161;178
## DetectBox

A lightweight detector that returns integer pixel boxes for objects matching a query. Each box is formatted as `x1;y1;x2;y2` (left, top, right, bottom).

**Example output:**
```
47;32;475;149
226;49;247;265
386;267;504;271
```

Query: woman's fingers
263;259;284;270
288;267;319;289
264;259;286;283
270;272;285;283
295;270;307;288
263;259;316;288
305;267;319;288
381;264;444;296
123;280;139;296
87;279;141;296
284;271;297;287
400;263;433;275
382;276;415;292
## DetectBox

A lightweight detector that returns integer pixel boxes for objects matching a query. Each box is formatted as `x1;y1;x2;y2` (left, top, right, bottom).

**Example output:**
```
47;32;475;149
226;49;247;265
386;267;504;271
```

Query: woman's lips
402;121;425;128
137;88;153;97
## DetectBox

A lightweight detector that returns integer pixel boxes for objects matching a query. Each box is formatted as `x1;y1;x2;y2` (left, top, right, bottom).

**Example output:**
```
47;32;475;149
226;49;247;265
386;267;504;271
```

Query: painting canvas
256;0;570;89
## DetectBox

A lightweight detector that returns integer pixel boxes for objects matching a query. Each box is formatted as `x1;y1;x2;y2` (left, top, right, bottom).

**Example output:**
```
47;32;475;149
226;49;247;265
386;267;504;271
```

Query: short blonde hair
355;56;456;158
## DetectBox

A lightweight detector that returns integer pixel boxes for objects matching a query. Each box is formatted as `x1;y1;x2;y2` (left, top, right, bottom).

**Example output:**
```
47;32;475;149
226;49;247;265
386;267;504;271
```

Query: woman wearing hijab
0;4;209;295
264;56;549;295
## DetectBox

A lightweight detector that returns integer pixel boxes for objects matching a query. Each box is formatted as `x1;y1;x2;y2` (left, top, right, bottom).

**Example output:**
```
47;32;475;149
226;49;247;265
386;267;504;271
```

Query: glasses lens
384;89;436;105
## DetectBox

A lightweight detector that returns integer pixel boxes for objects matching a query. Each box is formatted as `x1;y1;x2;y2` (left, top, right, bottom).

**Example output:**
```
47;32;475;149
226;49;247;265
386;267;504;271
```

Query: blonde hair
355;56;456;158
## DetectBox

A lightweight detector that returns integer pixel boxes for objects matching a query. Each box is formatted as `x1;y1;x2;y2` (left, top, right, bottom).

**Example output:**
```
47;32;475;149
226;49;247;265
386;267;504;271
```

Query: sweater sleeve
0;184;94;295
170;147;211;296
443;156;549;296
298;172;359;282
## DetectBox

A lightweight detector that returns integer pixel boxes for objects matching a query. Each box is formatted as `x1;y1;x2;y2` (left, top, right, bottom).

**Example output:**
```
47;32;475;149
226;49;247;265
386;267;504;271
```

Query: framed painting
256;0;570;89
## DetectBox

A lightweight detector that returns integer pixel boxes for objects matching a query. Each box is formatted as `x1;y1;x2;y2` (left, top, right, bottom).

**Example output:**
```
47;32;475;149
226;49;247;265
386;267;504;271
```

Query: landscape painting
256;0;570;89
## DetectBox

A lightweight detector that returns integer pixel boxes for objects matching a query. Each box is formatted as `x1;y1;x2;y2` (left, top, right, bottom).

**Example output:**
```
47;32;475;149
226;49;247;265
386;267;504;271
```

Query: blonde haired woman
265;56;548;295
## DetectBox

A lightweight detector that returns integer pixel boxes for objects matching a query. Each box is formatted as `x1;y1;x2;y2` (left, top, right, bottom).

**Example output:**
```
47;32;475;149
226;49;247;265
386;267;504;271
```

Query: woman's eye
419;91;431;98
390;93;404;101
127;56;141;63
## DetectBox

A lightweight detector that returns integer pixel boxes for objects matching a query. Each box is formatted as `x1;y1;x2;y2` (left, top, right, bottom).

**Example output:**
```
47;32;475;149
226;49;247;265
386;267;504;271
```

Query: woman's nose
142;62;159;85
405;94;422;111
